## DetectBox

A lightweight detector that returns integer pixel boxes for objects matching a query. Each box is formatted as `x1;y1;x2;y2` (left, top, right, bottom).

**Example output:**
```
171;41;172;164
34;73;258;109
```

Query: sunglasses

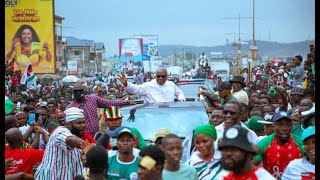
223;110;238;116
156;75;166;78
73;90;84;93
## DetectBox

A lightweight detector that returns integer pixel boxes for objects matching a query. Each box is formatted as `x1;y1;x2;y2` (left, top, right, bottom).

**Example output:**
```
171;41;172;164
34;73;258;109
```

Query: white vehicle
211;61;230;77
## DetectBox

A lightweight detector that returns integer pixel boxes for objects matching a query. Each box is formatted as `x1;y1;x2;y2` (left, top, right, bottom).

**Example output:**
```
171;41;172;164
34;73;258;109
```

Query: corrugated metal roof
94;43;104;50
65;36;94;47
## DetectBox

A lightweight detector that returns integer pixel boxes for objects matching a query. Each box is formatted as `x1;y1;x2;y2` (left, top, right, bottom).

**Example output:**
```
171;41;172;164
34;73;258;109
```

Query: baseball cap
219;124;255;153
301;126;315;142
272;111;292;122
247;116;264;130
257;113;275;124
151;128;171;142
215;81;232;91
107;126;134;139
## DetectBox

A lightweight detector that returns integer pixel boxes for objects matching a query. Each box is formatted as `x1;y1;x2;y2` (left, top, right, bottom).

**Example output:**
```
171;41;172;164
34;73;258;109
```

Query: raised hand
43;43;49;50
80;140;94;154
117;73;128;87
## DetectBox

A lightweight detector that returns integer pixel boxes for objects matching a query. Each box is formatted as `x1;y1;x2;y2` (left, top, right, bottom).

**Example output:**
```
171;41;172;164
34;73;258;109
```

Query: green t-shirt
162;164;199;180
291;124;304;138
106;154;139;180
130;127;148;150
254;133;304;163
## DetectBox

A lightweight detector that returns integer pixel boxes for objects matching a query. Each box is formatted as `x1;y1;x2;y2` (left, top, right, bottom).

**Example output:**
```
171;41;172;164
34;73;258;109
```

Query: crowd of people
4;45;315;179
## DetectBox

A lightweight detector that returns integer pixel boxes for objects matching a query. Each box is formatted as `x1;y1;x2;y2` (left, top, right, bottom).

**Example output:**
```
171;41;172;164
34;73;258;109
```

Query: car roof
121;101;206;111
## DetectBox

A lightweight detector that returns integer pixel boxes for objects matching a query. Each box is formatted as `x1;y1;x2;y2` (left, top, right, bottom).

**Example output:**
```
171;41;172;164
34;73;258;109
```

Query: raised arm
96;95;134;108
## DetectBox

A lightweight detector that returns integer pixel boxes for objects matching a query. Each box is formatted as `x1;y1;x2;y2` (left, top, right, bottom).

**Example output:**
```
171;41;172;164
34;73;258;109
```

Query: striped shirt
34;126;84;180
186;151;228;180
66;95;131;136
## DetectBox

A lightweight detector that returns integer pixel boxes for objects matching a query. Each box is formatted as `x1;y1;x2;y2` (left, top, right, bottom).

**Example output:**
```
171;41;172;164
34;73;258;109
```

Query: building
65;36;105;77
55;15;67;76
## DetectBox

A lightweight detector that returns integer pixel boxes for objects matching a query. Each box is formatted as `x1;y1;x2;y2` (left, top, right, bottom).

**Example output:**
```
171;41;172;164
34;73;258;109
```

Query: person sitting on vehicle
230;76;249;105
96;106;147;150
119;68;186;103
199;81;238;108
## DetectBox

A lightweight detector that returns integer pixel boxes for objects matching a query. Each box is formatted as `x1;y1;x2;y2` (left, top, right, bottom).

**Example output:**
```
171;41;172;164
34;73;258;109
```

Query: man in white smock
119;68;186;103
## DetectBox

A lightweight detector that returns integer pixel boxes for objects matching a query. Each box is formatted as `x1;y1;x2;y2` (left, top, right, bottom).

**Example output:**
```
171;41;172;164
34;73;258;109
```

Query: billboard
119;38;143;62
134;35;158;60
5;0;56;73
67;61;78;75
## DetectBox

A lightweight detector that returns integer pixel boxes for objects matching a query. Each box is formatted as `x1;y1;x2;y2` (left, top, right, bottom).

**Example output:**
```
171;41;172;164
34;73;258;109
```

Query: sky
55;0;315;56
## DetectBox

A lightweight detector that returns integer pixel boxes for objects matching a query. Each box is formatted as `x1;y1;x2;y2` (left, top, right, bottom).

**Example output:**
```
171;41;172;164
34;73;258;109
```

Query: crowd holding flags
20;63;37;91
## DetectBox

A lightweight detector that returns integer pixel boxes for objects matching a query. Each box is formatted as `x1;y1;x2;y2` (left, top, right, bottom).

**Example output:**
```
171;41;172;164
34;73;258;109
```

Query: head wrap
268;87;279;95
193;124;217;141
64;107;84;122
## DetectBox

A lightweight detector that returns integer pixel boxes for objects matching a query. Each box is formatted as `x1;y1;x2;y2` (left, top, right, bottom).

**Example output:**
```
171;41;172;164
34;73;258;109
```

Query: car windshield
121;102;208;141
178;79;215;99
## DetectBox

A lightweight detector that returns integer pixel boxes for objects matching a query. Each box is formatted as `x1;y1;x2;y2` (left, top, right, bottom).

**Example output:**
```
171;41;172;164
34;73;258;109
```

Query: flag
5;96;15;114
20;63;37;90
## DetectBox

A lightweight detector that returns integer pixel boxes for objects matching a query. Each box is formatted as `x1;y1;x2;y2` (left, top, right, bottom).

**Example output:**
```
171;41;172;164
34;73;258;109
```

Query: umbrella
40;74;62;80
62;75;80;83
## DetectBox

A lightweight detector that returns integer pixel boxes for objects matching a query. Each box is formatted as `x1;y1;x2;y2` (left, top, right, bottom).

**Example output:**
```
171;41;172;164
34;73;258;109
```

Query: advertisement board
134;35;158;60
119;38;143;63
67;61;78;75
5;0;56;73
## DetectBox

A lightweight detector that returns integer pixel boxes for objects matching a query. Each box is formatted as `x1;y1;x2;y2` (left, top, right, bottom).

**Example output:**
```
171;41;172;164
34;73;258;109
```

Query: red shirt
262;137;302;178
5;149;45;174
9;61;14;72
81;131;96;144
223;166;275;180
11;77;17;86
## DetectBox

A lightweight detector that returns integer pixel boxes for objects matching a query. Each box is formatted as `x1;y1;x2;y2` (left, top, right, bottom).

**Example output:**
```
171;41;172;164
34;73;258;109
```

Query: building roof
65;36;94;47
55;15;65;20
94;42;105;50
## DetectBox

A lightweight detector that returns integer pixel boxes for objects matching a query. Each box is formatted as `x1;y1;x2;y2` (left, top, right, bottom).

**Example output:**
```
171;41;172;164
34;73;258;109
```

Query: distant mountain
158;40;315;58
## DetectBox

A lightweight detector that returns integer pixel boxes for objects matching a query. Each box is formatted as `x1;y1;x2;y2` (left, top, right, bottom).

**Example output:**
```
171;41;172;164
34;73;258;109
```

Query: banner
5;0;56;73
20;63;37;90
119;38;143;62
134;35;158;60
67;61;78;75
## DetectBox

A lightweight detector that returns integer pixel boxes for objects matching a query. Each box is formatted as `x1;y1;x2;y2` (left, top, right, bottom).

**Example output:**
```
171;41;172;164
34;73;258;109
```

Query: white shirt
231;89;249;105
282;157;315;180
214;122;258;159
190;68;197;78
125;79;186;103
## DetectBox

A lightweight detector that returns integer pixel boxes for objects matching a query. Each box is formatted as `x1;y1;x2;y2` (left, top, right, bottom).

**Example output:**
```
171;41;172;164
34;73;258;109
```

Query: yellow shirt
12;42;52;72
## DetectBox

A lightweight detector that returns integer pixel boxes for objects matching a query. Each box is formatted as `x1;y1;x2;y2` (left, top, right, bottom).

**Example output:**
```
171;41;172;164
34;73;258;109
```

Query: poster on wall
134;35;158;61
119;38;143;63
5;0;56;73
67;61;78;75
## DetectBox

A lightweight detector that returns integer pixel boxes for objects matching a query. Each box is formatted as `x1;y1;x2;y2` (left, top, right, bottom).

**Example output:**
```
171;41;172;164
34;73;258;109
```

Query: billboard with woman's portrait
5;0;56;73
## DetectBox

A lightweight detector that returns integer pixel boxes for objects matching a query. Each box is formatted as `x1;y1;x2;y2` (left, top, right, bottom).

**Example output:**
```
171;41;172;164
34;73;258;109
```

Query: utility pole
221;13;251;77
249;0;258;82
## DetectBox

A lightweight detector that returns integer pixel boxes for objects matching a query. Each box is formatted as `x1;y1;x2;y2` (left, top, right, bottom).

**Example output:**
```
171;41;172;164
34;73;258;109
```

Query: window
74;51;80;55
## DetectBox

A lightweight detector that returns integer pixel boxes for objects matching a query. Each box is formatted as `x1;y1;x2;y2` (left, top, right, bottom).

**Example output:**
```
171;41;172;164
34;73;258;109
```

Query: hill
158;40;315;58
